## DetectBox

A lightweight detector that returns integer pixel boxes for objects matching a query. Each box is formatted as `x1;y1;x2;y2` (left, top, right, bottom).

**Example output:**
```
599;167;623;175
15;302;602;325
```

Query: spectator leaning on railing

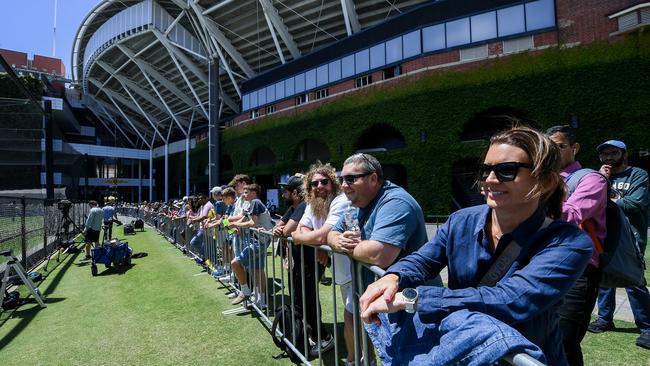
292;163;350;358
358;126;592;366
188;194;214;264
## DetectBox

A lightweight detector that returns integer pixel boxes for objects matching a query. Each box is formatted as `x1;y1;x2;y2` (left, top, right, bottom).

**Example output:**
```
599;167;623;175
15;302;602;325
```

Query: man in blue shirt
102;196;118;240
328;153;428;288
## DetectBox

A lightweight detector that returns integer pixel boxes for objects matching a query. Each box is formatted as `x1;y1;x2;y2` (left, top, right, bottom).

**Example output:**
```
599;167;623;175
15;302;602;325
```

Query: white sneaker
218;275;231;283
227;292;238;299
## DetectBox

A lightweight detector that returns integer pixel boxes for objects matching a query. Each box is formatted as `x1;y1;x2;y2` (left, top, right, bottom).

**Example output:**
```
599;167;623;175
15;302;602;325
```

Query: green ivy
175;33;650;215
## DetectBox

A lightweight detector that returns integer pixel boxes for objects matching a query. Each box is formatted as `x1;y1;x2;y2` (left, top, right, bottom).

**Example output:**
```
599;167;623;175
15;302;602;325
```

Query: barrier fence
0;197;88;275
118;207;544;366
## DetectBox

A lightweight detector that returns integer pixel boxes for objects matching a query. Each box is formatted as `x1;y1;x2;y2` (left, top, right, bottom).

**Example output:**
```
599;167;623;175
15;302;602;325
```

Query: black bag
271;305;307;364
123;224;135;235
2;291;20;310
28;271;42;283
567;169;646;288
133;219;144;230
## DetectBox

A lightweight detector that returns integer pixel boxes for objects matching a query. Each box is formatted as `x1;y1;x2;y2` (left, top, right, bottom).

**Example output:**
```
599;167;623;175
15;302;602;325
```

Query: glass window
423;24;446;52
386;37;402;64
250;91;258;109
317;65;328;86
258;88;267;106
242;93;250;111
446;18;470;47
285;76;295;96
266;85;275;103
342;54;355;78
370;43;385;69
403;30;421;59
306;69;317;90
471;12;497;42
497;5;525;36
355;49;370;74
275;80;285;100
526;0;555;31
329;59;341;82
295;73;306;93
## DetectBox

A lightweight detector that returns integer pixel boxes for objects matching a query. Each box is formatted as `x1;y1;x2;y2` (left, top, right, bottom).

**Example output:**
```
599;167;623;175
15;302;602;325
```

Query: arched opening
354;123;407;152
294;138;330;162
451;158;485;211
249;146;277;167
221;154;234;171
460;107;538;141
383;164;408;190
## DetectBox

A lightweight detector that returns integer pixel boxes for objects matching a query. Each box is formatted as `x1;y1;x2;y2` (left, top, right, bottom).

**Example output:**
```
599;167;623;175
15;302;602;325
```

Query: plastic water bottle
344;204;359;233
222;217;236;234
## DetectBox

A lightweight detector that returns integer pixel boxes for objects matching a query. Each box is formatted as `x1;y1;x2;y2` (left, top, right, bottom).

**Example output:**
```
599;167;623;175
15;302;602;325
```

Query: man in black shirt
273;175;307;238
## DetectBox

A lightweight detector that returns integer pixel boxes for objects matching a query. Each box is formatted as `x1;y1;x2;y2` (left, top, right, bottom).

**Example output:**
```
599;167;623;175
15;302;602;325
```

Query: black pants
558;264;600;366
291;245;329;340
103;221;113;241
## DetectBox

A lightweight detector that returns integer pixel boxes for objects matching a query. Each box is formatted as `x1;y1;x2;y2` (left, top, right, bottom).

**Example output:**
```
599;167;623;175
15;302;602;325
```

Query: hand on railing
328;230;360;255
358;273;401;325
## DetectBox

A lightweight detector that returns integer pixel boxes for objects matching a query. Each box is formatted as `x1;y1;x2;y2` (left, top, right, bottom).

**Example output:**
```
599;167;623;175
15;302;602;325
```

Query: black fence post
21;196;27;269
43;200;48;257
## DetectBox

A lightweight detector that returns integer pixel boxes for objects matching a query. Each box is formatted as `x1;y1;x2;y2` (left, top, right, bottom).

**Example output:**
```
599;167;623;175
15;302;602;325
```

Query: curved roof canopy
72;0;430;148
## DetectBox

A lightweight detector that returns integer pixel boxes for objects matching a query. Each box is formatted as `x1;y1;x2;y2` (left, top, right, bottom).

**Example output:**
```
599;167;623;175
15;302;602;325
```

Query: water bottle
344;204;359;233
222;217;236;234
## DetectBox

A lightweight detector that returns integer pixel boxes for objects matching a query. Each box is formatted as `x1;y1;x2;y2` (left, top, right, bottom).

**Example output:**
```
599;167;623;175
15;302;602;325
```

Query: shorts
339;282;354;313
85;228;100;243
235;241;266;270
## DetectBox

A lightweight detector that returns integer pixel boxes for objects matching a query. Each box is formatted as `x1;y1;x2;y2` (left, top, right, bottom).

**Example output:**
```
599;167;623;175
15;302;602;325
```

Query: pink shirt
561;161;608;267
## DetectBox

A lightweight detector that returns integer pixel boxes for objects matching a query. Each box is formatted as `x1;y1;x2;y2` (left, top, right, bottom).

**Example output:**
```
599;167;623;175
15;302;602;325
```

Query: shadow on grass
610;326;642;335
0;247;80;348
94;263;136;276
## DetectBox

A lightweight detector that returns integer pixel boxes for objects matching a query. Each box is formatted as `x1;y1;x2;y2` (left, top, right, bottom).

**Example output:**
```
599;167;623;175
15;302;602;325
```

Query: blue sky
0;0;99;78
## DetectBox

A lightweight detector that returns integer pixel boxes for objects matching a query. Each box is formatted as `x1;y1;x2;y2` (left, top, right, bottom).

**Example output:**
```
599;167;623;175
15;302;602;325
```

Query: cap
597;140;627;152
210;186;222;195
182;196;188;201
280;175;303;192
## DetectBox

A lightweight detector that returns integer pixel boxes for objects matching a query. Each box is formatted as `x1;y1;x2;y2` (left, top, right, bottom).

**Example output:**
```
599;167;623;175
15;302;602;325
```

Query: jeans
596;281;650;334
558;265;600;366
365;309;547;366
190;230;204;259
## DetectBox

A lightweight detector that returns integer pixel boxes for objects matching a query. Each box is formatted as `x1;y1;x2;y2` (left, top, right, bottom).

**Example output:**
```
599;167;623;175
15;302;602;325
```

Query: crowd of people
111;124;648;366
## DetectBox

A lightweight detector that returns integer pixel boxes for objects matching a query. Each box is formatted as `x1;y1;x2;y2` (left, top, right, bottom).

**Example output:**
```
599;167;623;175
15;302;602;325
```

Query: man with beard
547;126;608;365
273;175;306;238
292;162;351;358
588;140;650;350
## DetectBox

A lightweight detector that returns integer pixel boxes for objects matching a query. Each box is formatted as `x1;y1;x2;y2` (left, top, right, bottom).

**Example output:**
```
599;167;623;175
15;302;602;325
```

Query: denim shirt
386;205;592;365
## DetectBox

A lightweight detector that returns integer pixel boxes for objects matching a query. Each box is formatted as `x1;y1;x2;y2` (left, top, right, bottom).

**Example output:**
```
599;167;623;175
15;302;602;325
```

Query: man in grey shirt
84;200;104;259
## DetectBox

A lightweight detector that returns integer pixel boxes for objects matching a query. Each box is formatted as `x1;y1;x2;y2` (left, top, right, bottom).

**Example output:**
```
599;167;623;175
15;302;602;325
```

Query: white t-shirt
300;193;351;285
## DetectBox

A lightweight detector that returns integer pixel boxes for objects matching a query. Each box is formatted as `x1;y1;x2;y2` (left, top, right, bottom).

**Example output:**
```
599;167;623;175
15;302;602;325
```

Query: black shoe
636;333;650;350
309;335;334;357
587;319;615;333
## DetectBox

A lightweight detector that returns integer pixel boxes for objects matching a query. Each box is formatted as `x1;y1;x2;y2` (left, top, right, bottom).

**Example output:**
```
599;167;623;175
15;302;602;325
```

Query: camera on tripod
57;199;72;213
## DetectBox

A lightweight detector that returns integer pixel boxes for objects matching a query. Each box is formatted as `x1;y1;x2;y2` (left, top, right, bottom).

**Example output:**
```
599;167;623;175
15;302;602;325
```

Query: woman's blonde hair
485;126;565;219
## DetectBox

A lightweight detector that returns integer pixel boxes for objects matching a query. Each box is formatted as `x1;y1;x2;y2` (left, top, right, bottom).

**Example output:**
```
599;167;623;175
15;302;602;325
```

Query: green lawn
0;228;292;366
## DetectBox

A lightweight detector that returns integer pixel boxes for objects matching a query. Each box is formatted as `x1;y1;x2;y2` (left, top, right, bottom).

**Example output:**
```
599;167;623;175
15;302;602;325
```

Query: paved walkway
425;223;647;324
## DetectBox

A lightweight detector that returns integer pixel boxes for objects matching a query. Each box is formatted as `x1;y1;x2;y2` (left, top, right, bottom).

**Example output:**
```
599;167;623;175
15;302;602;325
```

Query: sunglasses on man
339;172;373;185
310;178;330;188
478;162;533;183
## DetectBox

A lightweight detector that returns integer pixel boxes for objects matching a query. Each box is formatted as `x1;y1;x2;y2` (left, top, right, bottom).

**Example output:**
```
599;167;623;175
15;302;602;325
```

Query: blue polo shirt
334;180;427;287
387;205;592;365
102;205;115;222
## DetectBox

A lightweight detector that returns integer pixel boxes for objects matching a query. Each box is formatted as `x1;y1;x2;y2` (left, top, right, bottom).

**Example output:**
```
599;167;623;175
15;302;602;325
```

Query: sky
0;0;100;79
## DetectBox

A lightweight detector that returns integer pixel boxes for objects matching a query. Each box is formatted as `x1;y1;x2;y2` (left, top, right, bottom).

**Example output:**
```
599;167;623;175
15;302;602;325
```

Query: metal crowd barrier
120;210;545;366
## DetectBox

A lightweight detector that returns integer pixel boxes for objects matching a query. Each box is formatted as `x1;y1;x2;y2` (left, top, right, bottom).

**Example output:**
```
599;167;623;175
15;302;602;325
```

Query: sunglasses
339;172;372;185
478;162;533;182
310;179;330;188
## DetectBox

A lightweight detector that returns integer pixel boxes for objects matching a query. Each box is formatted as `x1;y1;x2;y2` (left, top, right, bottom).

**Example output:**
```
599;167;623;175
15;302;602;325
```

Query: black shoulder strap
478;217;552;287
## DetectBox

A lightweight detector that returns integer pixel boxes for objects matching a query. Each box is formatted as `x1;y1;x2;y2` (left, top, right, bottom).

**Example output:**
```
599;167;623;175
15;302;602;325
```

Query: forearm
293;226;329;245
351;240;400;268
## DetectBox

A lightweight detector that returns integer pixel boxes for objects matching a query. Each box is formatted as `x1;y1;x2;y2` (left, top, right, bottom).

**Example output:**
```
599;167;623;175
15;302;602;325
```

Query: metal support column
44;100;54;199
84;153;89;202
208;59;220;188
138;160;142;203
149;149;153;202
164;143;169;202
186;135;191;197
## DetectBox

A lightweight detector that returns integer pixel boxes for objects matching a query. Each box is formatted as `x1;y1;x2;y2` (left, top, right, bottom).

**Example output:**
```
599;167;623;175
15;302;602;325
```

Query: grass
0;227;293;365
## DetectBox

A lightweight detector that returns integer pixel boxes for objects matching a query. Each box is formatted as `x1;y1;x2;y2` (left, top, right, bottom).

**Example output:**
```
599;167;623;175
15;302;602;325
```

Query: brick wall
0;48;28;69
33;55;65;76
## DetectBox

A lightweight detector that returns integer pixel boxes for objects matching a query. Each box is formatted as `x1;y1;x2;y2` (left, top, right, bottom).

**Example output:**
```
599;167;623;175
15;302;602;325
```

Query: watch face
403;288;417;300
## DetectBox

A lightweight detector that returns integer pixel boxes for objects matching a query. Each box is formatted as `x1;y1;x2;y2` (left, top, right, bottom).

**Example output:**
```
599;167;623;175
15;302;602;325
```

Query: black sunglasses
310;178;330;188
339;172;372;184
478;162;533;182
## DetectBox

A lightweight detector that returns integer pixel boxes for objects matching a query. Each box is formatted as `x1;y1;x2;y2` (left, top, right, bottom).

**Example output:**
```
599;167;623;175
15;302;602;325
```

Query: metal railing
118;208;545;366
0;197;88;275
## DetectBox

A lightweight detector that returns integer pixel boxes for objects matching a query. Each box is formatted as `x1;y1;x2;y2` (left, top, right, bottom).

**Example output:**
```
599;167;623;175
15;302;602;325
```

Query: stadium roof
72;0;431;148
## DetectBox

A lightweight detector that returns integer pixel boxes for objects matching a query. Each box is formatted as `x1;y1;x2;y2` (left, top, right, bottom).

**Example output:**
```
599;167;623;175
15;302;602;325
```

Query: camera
57;199;72;212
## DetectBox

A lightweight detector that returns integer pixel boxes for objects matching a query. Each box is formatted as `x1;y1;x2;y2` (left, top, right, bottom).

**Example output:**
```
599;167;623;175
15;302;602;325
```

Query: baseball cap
597;140;627;152
210;186;222;195
280;175;304;192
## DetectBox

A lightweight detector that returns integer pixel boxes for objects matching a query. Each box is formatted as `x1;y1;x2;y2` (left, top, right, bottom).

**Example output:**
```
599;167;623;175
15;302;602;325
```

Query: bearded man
292;162;351;357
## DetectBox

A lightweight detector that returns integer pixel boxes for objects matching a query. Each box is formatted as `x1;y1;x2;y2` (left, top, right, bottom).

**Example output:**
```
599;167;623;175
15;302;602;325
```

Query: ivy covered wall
175;32;650;215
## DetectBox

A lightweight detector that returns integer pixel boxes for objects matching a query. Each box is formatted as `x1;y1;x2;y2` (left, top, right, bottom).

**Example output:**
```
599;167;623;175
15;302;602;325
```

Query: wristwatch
402;288;418;313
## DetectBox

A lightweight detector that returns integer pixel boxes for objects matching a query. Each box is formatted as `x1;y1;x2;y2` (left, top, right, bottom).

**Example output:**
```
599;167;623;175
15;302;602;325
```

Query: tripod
44;208;83;271
0;249;46;308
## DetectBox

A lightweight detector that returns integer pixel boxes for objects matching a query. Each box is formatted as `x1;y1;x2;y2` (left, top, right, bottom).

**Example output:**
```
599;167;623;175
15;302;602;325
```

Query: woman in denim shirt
359;127;592;365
